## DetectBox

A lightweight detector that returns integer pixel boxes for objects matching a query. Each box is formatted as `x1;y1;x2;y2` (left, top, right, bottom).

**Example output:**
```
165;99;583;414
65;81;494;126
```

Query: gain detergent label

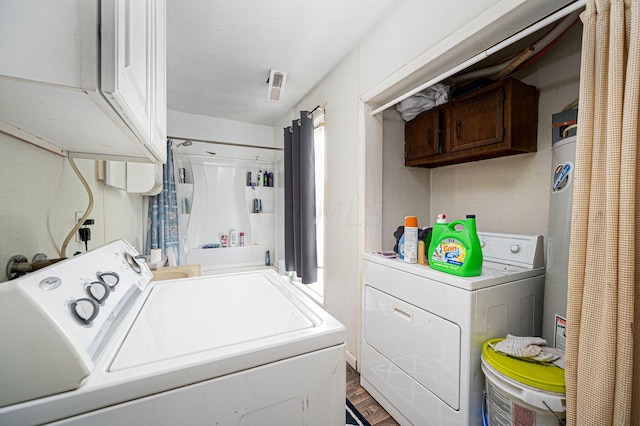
431;238;466;270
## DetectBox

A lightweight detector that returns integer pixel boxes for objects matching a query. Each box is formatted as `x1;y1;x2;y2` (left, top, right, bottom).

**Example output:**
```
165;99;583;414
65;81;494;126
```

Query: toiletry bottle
229;229;237;247
268;172;274;187
264;170;269;187
239;232;245;246
418;240;425;265
403;216;418;264
257;171;262;186
265;250;270;266
247;171;252;186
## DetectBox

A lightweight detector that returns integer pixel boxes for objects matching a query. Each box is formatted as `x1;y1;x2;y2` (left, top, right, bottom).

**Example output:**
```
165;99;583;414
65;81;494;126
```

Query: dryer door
364;285;461;409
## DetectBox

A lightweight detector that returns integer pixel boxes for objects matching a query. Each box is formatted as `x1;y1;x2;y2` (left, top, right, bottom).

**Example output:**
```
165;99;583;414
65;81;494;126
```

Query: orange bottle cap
404;216;418;227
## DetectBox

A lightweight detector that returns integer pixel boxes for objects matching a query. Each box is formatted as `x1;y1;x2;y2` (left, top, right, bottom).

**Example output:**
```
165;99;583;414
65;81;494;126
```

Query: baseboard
346;349;357;371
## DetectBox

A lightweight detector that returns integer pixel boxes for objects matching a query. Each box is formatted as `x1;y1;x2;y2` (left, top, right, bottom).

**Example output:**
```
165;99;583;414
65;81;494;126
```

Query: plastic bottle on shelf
428;214;483;277
257;171;262;186
264;170;269;187
268;172;274;187
239;232;245;246
403;216;418;264
229;229;238;247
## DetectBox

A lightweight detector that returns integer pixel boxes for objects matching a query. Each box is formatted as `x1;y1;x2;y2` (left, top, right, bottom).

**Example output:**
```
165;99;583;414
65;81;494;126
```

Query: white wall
361;0;576;105
0;134;143;282
381;109;430;250
279;0;582;368
429;23;582;235
168;110;275;148
274;52;362;366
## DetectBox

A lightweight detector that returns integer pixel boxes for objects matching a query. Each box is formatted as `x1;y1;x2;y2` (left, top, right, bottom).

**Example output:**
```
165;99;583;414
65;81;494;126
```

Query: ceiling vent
266;69;287;102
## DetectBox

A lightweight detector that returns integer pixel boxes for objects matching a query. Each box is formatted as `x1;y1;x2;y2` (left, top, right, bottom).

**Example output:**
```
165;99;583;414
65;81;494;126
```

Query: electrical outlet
75;211;84;242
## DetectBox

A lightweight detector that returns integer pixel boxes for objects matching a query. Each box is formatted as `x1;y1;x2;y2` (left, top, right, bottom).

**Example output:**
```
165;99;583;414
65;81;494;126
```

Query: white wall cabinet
0;0;166;164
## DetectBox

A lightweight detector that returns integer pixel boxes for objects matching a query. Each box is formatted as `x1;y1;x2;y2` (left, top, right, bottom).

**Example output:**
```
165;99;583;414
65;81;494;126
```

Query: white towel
489;334;564;368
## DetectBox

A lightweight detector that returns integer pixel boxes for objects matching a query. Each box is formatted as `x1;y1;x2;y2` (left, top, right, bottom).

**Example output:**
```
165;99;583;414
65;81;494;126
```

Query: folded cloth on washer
489;334;564;367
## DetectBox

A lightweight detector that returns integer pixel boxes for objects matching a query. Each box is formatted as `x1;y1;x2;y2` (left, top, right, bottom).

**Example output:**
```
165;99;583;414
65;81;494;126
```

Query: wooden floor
346;363;400;426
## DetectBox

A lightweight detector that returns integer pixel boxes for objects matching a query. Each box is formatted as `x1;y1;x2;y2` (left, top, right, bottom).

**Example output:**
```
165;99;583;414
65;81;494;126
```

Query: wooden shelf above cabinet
404;77;538;168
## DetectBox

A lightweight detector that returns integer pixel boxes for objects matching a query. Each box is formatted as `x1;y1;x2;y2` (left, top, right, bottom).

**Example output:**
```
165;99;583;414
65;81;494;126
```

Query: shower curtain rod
169;136;284;151
370;0;587;116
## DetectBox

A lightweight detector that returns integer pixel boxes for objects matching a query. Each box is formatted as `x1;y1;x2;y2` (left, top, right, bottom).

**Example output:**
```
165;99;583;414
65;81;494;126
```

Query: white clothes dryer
361;232;545;425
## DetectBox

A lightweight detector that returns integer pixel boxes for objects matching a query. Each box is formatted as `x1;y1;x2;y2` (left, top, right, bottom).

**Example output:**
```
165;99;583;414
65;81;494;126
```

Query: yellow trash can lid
482;338;565;394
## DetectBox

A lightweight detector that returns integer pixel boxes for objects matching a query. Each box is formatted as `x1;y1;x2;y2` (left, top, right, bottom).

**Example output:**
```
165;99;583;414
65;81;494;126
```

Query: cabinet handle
392;305;413;323
455;121;462;140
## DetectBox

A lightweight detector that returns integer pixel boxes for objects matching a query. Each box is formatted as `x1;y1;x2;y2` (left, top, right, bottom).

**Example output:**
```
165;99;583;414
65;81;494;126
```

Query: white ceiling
166;0;398;127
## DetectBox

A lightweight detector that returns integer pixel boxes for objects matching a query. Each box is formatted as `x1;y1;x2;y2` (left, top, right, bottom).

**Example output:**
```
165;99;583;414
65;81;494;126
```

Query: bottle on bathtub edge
428;214;483;277
229;229;238;247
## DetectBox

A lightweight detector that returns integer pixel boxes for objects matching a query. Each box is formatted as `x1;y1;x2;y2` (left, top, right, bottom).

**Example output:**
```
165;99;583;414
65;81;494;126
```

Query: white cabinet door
151;0;167;160
101;0;160;161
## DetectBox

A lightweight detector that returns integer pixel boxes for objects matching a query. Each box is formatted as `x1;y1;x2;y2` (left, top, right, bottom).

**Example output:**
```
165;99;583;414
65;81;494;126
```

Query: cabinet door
101;0;154;154
150;0;167;162
448;86;504;152
405;108;440;163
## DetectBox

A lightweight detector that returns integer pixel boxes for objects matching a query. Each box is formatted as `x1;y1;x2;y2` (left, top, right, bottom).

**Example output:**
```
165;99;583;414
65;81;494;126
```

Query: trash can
481;338;566;426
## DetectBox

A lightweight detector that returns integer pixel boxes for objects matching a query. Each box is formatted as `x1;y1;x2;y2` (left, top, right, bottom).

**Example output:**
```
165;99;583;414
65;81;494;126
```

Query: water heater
542;135;576;348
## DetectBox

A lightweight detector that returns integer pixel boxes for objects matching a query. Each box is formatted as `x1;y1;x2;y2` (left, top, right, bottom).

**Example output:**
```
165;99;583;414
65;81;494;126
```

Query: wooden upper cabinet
405;107;441;164
448;85;504;152
404;77;538;168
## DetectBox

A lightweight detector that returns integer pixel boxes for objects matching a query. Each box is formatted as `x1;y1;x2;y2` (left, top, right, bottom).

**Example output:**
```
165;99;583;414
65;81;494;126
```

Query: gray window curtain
284;111;318;284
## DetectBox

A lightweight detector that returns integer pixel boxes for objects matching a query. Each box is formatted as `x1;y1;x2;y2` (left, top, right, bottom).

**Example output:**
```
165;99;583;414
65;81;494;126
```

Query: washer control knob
124;252;142;274
87;281;109;304
510;244;521;253
70;298;99;325
98;271;120;289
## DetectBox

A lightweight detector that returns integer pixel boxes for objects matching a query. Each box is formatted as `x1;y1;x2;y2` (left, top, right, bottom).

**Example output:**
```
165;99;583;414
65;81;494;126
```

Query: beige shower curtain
566;0;640;424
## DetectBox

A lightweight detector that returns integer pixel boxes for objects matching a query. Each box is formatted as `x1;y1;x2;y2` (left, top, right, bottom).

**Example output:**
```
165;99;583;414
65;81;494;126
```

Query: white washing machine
0;240;345;425
361;232;545;425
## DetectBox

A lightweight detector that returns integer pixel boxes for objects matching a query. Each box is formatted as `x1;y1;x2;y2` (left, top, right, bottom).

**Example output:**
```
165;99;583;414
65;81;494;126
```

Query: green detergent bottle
428;214;483;277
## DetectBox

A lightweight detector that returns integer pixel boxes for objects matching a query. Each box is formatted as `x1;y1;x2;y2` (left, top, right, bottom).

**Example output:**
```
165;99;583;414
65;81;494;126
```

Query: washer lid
110;272;316;371
482;338;565;394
